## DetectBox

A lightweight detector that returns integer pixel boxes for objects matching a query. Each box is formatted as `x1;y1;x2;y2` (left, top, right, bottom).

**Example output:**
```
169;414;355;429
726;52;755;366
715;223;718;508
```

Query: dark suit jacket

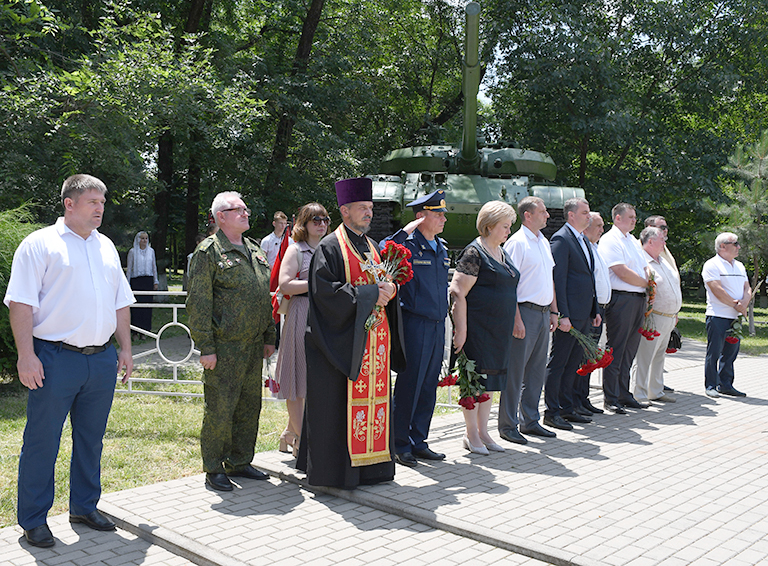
551;224;598;321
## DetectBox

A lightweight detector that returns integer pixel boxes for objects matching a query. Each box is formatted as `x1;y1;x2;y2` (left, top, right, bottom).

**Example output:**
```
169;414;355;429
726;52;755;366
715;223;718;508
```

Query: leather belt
599;303;610;309
613;290;646;297
519;301;550;312
651;310;677;318
38;339;110;355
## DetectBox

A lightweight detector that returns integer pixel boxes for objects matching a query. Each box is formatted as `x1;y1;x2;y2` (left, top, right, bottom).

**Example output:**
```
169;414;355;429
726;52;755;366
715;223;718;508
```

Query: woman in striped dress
274;203;330;456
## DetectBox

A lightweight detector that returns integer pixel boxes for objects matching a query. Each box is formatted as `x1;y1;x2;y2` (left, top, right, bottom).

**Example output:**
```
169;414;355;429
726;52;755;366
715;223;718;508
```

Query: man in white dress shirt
632;227;682;404
498;196;560;441
702;232;750;398
260;211;293;268
4;175;135;548
598;203;650;414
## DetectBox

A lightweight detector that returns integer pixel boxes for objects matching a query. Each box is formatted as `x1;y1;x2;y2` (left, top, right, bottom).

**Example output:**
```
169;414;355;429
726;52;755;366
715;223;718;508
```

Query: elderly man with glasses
701;232;751;398
187;191;276;491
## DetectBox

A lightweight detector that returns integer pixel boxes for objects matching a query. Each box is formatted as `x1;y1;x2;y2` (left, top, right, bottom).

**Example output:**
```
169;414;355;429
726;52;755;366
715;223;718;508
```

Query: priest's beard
348;221;371;235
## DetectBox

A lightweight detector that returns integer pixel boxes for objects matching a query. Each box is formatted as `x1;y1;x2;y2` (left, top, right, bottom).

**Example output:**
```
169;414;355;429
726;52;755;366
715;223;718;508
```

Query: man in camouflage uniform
187;191;276;491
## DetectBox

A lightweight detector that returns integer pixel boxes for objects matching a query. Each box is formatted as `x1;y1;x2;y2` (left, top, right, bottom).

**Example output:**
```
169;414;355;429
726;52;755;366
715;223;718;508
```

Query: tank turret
367;2;583;246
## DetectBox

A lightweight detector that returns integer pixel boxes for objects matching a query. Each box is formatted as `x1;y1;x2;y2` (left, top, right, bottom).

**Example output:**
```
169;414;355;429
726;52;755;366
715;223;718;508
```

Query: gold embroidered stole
335;225;392;467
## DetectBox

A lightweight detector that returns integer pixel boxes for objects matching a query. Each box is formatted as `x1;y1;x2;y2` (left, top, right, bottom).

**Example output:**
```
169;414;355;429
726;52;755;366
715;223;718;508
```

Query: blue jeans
18;340;117;530
704;316;740;391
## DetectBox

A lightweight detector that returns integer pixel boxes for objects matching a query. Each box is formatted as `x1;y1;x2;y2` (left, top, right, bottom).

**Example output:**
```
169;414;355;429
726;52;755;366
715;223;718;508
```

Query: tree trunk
264;0;326;193
185;130;202;259
154;131;173;290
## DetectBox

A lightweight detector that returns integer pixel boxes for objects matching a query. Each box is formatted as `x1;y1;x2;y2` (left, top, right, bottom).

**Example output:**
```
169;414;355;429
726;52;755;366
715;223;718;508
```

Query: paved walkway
3;339;768;565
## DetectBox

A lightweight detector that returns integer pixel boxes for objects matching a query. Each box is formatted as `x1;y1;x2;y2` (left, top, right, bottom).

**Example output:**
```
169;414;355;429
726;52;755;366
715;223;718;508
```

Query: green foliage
0;204;43;375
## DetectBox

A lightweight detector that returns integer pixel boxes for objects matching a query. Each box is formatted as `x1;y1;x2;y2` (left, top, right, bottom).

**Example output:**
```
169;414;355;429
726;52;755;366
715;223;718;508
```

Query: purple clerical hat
335;177;372;207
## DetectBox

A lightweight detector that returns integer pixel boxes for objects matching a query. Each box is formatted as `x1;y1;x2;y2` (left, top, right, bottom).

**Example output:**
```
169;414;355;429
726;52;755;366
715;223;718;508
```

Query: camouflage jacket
186;230;276;355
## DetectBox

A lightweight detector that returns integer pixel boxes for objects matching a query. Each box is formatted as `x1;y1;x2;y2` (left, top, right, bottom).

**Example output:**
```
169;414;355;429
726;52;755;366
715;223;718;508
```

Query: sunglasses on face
312;216;331;225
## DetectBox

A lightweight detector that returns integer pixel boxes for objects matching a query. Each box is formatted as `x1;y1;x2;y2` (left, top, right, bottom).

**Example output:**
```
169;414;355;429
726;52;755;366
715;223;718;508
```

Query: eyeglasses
724;241;741;247
312;216;331;225
221;207;251;216
656;224;668;230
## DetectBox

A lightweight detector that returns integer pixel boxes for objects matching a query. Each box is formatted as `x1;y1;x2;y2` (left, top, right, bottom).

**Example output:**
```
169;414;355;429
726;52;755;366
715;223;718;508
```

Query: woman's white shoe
462;435;490;455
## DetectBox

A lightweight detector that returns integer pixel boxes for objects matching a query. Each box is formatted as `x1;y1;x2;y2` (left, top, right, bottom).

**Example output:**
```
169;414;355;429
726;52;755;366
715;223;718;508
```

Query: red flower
725;336;739;344
264;378;280;393
665;348;678;354
458;396;476;410
475;392;491;403
438;374;459;387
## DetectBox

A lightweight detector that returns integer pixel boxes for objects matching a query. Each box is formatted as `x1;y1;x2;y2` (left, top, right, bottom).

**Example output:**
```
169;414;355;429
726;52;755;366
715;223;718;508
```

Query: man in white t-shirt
260;211;292;268
598;203;650;414
701;232;750;397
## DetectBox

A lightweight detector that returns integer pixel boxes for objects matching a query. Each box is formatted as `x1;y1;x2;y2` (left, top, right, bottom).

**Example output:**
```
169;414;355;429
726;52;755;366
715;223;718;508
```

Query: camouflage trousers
201;340;264;474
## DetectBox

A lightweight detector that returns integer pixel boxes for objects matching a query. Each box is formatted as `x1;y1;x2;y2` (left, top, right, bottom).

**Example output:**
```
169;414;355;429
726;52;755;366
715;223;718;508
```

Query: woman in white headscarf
126;231;159;338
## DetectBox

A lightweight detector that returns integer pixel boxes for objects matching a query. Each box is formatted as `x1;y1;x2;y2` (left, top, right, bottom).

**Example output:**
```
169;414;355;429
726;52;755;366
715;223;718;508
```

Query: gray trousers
498;305;550;432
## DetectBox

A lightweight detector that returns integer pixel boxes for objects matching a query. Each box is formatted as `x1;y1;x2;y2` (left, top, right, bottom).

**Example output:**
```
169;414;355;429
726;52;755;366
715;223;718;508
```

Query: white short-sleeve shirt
503;225;554;306
598;225;647;293
590;242;612;305
4;218;135;347
261;232;294;268
702;254;748;318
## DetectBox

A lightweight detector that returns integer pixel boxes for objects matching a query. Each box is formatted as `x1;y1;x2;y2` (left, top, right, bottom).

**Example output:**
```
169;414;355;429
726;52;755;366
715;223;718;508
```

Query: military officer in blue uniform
382;190;450;467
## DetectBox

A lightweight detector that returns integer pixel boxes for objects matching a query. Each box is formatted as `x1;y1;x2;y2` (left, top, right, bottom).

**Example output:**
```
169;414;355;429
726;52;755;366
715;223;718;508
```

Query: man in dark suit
543;197;601;429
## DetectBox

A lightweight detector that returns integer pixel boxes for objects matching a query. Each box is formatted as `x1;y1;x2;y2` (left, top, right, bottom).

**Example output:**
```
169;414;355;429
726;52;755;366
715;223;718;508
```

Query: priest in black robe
296;177;405;489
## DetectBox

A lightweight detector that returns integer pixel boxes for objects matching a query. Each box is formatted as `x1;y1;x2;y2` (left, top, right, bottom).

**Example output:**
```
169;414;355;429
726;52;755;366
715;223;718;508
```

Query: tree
712;129;768;334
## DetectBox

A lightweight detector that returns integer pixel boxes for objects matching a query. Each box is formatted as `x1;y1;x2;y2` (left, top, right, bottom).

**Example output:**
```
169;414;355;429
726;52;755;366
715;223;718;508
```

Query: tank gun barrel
459;2;481;168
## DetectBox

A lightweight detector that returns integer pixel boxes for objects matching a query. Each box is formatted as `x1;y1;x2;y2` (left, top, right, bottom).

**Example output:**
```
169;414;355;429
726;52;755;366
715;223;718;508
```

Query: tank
367;1;585;247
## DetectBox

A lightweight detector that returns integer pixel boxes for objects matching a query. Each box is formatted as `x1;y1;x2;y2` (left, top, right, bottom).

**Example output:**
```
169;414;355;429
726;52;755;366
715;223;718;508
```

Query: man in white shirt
581;212;611;414
598;203;650;414
702;232;750;397
498;196;560;441
4;175;135;548
260;211;292;268
632;227;682;403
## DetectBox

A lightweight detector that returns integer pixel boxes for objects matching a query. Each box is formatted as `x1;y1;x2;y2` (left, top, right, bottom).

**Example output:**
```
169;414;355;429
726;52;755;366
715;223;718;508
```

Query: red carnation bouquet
725;315;744;344
568;326;614;375
363;241;414;331
639;272;660;340
264;377;280;393
438;350;490;410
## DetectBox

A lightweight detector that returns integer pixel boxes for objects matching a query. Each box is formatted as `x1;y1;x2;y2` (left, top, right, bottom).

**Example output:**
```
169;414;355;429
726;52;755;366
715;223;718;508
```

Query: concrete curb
99;501;250;566
265;466;606;566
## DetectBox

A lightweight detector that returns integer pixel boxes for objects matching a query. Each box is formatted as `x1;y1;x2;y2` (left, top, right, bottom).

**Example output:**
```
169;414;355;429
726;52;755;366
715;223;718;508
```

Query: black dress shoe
24;524;55;547
227;465;269;480
717;386;747;397
621;398;649;409
664;385;674;392
543;415;573;430
206;472;234;491
499;428;528;445
562;412;592;423
69;510;116;531
519;423;556;437
574;405;593;417
394;452;418;467
604;403;628;414
583;400;604;414
413;447;446;460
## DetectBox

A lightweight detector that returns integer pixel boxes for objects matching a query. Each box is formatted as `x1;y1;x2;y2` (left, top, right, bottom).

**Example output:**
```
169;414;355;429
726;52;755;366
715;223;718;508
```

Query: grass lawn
677;300;768;356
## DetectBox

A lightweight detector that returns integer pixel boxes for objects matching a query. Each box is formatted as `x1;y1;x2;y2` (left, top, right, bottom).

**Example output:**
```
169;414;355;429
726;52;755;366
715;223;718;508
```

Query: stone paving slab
3;339;768;565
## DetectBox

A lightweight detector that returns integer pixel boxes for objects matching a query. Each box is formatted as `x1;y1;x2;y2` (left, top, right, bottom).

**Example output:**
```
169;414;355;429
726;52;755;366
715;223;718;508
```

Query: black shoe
499;428;528;445
227;465;269;480
717;386;747;397
604;403;627;414
413;447;446;460
69;510;116;531
574;405;593;417
394;452;418;467
664;385;675;392
543;415;573;430
519;423;556;438
562;412;592;423
24;524;55;548
621;398;649;409
206;472;234;491
583;400;604;414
